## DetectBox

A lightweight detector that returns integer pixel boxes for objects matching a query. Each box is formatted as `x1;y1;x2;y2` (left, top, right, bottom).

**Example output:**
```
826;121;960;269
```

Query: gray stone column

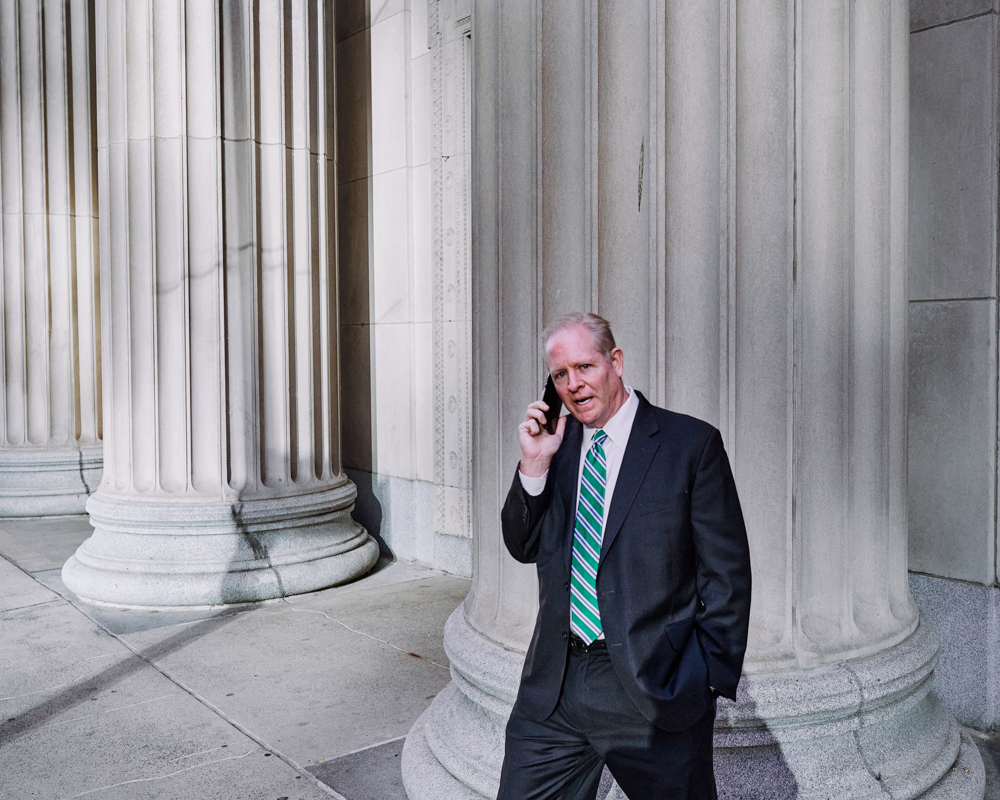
403;1;985;798
0;0;102;516
62;0;379;607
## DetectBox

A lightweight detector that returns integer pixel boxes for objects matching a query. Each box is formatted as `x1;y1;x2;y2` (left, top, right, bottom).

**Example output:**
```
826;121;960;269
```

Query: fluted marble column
0;0;102;516
62;0;379;607
403;1;985;798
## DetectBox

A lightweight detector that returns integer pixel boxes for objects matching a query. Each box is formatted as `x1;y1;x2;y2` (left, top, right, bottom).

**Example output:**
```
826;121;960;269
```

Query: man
498;312;751;800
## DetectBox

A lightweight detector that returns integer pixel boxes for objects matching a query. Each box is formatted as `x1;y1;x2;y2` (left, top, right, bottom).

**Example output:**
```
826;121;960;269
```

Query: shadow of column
0;611;244;747
334;0;387;560
713;682;799;800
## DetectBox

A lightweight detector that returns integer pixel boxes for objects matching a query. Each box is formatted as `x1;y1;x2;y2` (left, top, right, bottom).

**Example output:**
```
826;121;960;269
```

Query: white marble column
403;1;985;798
0;0;102;516
62;0;379;607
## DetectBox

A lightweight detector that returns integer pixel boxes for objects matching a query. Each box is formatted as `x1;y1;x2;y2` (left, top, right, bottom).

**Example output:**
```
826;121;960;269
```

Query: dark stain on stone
77;450;91;495
638;137;645;212
231;502;268;560
231;501;287;599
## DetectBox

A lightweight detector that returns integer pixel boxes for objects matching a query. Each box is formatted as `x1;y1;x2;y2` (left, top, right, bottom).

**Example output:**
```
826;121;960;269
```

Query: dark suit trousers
497;647;718;800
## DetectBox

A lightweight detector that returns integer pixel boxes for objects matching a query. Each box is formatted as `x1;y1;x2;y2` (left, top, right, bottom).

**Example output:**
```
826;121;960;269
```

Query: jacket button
562;632;569;641
563;582;569;591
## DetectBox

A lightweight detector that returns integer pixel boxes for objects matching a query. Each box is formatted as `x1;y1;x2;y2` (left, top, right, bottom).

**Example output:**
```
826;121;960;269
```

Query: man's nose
567;370;583;391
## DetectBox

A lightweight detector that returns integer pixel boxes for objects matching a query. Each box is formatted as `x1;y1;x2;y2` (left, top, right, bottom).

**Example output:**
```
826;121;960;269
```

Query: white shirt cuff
518;469;548;496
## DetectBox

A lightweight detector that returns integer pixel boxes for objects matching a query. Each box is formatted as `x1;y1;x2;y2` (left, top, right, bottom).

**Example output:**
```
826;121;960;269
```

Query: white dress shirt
519;386;640;534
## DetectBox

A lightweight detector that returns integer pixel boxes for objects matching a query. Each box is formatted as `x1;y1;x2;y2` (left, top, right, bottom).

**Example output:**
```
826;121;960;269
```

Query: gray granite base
0;445;102;516
62;484;380;607
910;573;1000;731
403;606;984;799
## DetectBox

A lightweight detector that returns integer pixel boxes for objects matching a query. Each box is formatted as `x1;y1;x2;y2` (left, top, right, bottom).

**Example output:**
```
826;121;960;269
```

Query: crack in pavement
60;748;256;799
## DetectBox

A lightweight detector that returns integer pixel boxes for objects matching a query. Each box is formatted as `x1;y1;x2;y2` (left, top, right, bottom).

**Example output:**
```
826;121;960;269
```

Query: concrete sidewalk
0;516;469;800
3;516;999;800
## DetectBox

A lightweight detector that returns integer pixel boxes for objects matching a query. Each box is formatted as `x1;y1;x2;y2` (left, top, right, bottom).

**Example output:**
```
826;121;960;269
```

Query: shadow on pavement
0;610;243;747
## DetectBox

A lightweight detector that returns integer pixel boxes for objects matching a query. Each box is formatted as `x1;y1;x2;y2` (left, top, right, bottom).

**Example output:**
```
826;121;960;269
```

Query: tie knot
592;430;608;449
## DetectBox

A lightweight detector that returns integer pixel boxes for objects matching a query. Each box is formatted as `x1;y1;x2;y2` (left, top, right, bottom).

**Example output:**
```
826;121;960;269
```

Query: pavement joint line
0;552;350;800
280;598;451;671
0;597;62;613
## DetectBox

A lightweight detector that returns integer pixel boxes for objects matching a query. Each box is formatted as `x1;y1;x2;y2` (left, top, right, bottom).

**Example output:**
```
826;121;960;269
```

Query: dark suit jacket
501;392;751;732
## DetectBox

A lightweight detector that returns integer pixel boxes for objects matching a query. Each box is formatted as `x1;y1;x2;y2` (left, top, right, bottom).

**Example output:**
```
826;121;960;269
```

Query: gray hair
542;312;617;368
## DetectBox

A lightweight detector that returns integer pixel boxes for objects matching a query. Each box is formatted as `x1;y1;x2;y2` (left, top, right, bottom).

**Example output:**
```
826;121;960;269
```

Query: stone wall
908;0;1000;731
335;0;472;577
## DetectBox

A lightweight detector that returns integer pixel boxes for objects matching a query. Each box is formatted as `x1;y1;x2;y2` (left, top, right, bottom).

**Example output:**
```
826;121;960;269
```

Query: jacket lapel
558;417;583;573
599;395;659;565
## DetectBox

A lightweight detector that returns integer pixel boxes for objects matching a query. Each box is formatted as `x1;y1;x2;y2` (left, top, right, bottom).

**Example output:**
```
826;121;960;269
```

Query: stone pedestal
0;0;102;516
402;1;985;798
62;0;378;607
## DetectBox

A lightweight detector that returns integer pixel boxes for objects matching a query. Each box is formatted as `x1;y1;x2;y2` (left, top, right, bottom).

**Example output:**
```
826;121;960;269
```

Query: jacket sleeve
500;466;553;564
690;428;752;700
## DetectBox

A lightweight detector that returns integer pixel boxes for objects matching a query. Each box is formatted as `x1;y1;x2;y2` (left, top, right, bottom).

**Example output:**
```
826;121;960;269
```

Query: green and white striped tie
570;429;608;644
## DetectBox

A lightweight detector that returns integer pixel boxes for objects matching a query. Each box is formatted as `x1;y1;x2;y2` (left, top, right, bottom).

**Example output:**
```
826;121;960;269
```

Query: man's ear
610;347;624;377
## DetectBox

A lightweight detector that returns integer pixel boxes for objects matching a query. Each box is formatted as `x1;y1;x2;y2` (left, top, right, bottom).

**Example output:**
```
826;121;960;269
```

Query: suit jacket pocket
664;615;696;651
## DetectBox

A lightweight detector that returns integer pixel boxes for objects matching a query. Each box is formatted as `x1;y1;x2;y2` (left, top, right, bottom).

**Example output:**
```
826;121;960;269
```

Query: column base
402;607;984;800
62;481;380;608
0;445;102;517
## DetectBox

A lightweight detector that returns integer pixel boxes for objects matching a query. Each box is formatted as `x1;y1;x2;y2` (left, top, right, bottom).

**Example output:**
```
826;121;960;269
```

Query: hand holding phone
540;375;563;435
517;376;565;476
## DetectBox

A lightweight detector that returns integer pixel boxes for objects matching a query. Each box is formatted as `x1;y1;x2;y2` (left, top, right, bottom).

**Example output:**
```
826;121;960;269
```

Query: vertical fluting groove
282;0;298;484
310;0;325;481
724;0;737;456
646;0;656;397
404;0;417;482
43;0;58;445
650;0;664;405
533;0;542;333
2;1;25;446
218;0;232;488
884;0;899;601
790;0;802;666
496;0;507;631
0;0;8;447
65;0;83;442
842;0;855;634
322;0;337;480
180;0;194;494
252;0;266;487
888;0;912;618
586;0;598;312
14;0;31;447
30;0;53;447
88;0;101;443
142;0;159;495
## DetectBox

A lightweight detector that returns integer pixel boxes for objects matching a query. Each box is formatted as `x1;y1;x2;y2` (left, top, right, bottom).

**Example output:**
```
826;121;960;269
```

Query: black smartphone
540;375;563;435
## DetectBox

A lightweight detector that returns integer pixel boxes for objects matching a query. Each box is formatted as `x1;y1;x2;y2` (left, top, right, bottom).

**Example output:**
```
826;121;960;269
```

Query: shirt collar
584;386;638;450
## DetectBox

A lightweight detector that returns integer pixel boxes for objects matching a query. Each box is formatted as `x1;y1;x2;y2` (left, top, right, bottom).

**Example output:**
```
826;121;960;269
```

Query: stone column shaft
404;1;984;798
0;0;102;515
62;0;378;607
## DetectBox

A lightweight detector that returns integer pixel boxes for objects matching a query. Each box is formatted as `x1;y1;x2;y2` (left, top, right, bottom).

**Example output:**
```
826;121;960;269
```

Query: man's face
546;325;628;429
